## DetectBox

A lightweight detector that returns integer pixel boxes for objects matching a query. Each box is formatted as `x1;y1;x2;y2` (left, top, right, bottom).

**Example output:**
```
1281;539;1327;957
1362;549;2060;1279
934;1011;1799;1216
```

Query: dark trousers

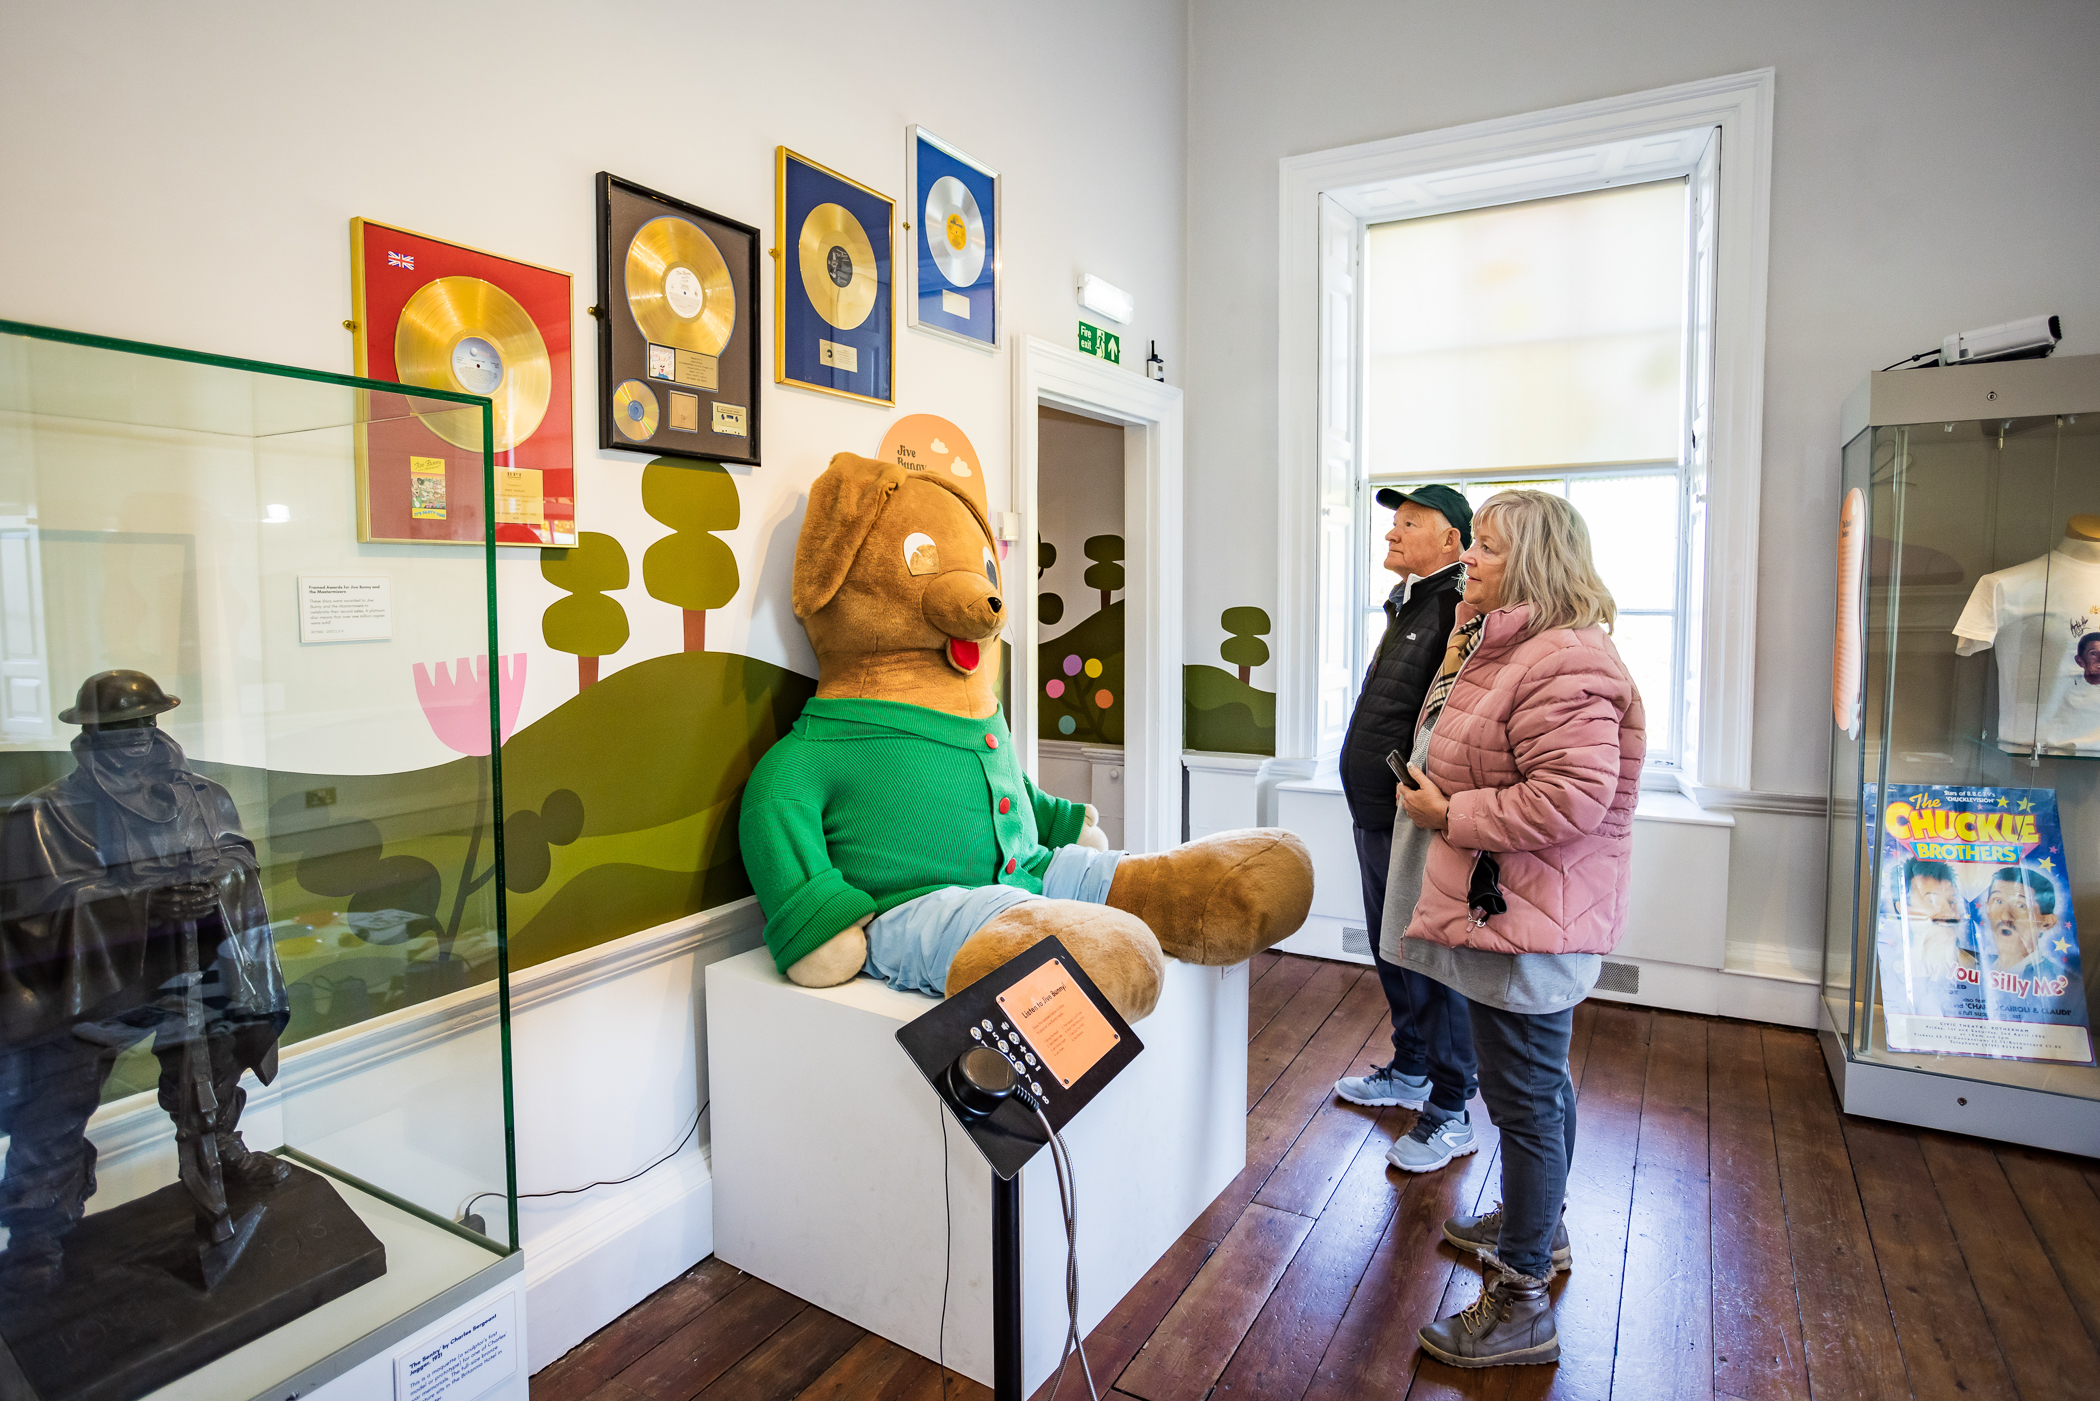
1352;824;1478;1117
1466;999;1577;1281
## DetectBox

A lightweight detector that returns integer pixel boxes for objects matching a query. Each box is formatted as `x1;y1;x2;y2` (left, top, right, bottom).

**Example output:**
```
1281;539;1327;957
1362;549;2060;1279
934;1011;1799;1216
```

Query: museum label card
394;1291;517;1401
299;575;393;644
998;957;1119;1089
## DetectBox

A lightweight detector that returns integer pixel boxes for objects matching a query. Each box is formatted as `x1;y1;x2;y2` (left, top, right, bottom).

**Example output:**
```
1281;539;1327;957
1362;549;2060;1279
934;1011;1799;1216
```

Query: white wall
0;0;1189;1367
1184;0;2100;967
0;0;1187;745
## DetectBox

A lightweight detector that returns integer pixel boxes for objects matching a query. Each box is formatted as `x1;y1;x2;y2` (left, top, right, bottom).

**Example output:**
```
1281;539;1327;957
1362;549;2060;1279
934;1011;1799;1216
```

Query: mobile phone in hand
1386;750;1419;790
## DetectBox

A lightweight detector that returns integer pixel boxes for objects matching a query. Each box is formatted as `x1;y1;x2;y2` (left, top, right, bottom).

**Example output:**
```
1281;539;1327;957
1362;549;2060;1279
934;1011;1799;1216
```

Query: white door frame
1011;336;1183;854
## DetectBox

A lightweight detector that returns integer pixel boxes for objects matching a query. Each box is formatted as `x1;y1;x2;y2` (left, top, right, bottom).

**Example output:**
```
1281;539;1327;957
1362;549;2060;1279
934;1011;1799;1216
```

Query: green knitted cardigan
739;697;1089;973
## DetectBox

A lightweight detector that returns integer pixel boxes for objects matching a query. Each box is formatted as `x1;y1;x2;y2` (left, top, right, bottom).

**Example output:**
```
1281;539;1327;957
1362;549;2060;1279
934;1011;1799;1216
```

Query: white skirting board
707;947;1247;1394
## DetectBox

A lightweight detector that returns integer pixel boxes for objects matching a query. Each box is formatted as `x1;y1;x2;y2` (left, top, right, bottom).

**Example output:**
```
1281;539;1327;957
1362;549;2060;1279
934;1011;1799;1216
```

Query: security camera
1941;314;2062;367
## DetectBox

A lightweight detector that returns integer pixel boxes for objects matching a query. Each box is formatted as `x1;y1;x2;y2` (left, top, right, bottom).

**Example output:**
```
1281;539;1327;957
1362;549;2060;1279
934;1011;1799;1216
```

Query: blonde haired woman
1384;489;1644;1368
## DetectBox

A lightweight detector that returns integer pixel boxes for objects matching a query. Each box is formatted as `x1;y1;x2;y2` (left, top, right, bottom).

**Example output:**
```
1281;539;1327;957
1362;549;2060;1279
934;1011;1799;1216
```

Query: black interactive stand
896;937;1143;1401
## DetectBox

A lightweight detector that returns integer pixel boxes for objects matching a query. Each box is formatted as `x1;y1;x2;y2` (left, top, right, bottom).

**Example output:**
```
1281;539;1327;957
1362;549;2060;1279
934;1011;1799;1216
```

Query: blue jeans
1353;825;1477;1117
1465;999;1577;1280
862;845;1125;996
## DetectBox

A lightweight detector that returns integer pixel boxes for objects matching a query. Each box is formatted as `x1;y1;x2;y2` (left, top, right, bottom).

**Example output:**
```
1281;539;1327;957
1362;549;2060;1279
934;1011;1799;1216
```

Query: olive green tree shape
1083;534;1125;612
1038;537;1064;627
1220;606;1272;685
642;458;740;652
541;533;630;690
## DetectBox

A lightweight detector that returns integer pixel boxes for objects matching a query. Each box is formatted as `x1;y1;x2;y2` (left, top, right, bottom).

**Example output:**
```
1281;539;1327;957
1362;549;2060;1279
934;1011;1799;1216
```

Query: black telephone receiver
1387;749;1419;790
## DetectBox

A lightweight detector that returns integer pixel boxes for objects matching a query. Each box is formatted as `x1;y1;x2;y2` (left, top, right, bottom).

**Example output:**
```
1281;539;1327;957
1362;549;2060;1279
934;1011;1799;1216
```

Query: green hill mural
1186;605;1276;754
0;650;818;1093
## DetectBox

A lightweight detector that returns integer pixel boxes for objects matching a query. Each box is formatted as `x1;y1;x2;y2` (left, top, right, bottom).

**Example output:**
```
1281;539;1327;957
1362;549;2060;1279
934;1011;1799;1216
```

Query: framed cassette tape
349;218;575;545
595;173;762;466
906;127;999;351
774;147;894;407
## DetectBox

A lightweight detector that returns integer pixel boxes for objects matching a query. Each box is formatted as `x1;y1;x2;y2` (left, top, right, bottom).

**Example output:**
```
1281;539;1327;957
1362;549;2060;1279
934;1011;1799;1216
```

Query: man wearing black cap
1333;486;1480;1156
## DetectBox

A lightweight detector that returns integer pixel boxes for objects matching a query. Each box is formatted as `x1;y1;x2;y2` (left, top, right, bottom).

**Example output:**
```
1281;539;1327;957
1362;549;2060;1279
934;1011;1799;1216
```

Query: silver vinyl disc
923;175;985;288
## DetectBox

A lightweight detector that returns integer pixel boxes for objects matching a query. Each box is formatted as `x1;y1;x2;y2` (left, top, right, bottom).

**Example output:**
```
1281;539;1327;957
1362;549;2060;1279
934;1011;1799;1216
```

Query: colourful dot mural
1046;679;1064;698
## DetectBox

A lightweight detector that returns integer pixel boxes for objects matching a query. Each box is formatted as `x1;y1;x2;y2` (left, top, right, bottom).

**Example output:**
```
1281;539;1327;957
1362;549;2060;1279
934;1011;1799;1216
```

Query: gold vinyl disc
393;276;552;453
797;202;877;330
923;175;985;288
611;379;659;441
626;216;734;355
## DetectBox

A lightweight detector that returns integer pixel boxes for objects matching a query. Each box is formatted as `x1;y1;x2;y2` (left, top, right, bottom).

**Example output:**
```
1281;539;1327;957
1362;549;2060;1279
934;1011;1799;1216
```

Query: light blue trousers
862;845;1125;997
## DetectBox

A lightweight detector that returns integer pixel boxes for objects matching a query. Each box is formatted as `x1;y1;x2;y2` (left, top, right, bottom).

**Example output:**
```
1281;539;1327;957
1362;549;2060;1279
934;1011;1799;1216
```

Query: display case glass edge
0;319;517;1396
1826;353;2100;1152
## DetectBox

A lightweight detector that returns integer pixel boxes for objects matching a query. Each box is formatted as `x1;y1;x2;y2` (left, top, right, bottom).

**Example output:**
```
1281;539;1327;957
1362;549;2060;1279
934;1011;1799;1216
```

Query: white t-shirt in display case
1953;535;2100;755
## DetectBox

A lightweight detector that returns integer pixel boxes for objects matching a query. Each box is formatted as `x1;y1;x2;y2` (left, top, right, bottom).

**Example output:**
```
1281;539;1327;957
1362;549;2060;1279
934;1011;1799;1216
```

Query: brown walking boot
1417;1254;1560;1368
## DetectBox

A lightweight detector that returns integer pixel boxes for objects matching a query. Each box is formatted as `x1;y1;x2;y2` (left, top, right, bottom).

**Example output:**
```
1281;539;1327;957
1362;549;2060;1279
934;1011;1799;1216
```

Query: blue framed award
774;147;894;406
906;126;999;351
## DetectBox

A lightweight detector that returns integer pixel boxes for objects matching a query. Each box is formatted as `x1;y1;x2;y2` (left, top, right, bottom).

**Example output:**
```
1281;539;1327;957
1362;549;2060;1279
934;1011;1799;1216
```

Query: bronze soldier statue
0;671;290;1289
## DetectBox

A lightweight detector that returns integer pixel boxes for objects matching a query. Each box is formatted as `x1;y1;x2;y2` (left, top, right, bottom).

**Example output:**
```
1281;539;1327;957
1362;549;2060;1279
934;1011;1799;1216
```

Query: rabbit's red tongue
946;638;981;673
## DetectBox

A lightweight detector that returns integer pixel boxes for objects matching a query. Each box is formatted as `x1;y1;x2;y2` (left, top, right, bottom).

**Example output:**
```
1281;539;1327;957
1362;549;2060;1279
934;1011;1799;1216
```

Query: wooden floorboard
1247;962;1363;1109
534;955;2100;1401
1762;1027;1913;1401
1705;1022;1810;1401
1915;1130;2100;1400
1841;1116;2016;1401
1118;1203;1314;1401
1998;1144;2100;1350
1611;1011;1713;1401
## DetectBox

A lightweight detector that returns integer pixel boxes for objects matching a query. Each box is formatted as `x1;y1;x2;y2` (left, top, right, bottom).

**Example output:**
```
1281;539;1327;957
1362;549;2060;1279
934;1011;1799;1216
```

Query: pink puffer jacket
1404;601;1645;956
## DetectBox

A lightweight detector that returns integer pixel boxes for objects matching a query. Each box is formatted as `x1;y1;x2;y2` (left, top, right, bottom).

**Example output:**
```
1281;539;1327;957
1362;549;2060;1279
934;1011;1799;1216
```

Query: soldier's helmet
58;670;183;727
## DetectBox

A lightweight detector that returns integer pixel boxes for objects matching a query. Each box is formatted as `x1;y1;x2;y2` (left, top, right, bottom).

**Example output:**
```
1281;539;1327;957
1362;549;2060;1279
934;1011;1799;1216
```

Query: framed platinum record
905;126;999;352
595;172;761;466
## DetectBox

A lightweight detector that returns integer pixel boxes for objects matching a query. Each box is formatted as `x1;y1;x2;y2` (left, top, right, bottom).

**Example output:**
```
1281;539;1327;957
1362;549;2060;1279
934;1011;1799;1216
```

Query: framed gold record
775;147;894;406
596;173;761;465
349;218;575;545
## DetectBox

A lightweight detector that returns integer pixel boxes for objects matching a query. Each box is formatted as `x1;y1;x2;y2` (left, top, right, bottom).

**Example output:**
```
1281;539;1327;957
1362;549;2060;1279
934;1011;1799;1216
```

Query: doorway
1033;406;1126;844
1009;335;1182;854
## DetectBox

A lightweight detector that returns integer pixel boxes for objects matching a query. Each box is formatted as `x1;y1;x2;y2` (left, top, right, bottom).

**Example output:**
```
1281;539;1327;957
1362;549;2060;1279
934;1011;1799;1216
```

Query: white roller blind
1366;180;1688;475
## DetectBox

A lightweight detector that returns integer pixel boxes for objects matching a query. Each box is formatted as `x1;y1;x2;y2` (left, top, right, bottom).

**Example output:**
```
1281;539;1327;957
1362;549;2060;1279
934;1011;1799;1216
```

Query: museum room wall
0;0;1188;1363
1183;0;2100;974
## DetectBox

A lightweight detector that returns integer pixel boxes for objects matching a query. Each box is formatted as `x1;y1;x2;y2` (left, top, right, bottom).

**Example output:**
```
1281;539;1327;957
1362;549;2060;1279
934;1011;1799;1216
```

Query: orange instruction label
997;958;1119;1089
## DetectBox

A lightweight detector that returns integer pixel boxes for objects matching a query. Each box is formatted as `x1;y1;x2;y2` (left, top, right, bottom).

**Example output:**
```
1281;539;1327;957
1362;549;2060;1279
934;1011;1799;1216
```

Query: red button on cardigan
1005;858;1018;874
998;797;1011;814
985;734;998;749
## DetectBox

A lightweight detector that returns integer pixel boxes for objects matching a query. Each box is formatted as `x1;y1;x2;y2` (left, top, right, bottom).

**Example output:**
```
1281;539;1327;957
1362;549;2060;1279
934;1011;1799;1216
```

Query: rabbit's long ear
794;452;909;618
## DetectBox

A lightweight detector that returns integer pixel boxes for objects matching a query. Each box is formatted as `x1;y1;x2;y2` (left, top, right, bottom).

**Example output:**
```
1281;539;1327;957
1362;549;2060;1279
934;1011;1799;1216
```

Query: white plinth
706;947;1246;1393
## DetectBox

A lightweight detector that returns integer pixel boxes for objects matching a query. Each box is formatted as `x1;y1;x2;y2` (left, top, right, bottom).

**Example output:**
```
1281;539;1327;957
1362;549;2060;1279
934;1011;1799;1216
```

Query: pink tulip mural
407;652;526;981
414;654;528;756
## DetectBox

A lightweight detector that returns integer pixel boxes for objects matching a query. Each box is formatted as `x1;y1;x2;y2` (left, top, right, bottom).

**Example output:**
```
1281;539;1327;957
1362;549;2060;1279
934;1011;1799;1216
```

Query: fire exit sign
1077;321;1121;364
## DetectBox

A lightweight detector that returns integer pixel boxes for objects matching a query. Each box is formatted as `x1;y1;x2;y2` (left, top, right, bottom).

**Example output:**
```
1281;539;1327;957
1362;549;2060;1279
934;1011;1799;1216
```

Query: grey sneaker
1335;1064;1431;1108
1443;1205;1573;1277
1387;1110;1478;1173
1417;1258;1559;1368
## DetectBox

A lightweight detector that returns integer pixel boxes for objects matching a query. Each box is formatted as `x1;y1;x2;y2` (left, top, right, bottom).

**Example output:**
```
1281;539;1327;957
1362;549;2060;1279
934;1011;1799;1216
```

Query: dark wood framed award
594;172;762;466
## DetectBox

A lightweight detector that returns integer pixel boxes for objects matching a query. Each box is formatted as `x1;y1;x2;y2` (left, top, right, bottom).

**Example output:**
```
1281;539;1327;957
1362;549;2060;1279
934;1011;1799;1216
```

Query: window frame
1362;462;1690;769
1274;69;1773;793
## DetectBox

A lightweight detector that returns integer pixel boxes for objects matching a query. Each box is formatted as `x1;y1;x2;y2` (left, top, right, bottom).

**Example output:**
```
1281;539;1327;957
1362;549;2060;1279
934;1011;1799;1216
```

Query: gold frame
348;217;572;546
772;146;897;408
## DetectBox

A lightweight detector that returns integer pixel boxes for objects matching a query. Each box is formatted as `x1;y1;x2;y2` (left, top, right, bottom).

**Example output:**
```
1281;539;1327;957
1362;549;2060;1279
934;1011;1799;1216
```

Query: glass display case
1826;352;2100;1156
0;321;517;1399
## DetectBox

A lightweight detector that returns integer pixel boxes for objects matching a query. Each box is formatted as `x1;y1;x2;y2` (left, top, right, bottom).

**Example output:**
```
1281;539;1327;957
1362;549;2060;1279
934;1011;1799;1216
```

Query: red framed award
350;219;575;546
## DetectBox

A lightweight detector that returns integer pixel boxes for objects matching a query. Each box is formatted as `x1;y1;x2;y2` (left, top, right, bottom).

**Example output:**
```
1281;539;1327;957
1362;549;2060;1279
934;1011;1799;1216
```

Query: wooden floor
532;952;2100;1401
